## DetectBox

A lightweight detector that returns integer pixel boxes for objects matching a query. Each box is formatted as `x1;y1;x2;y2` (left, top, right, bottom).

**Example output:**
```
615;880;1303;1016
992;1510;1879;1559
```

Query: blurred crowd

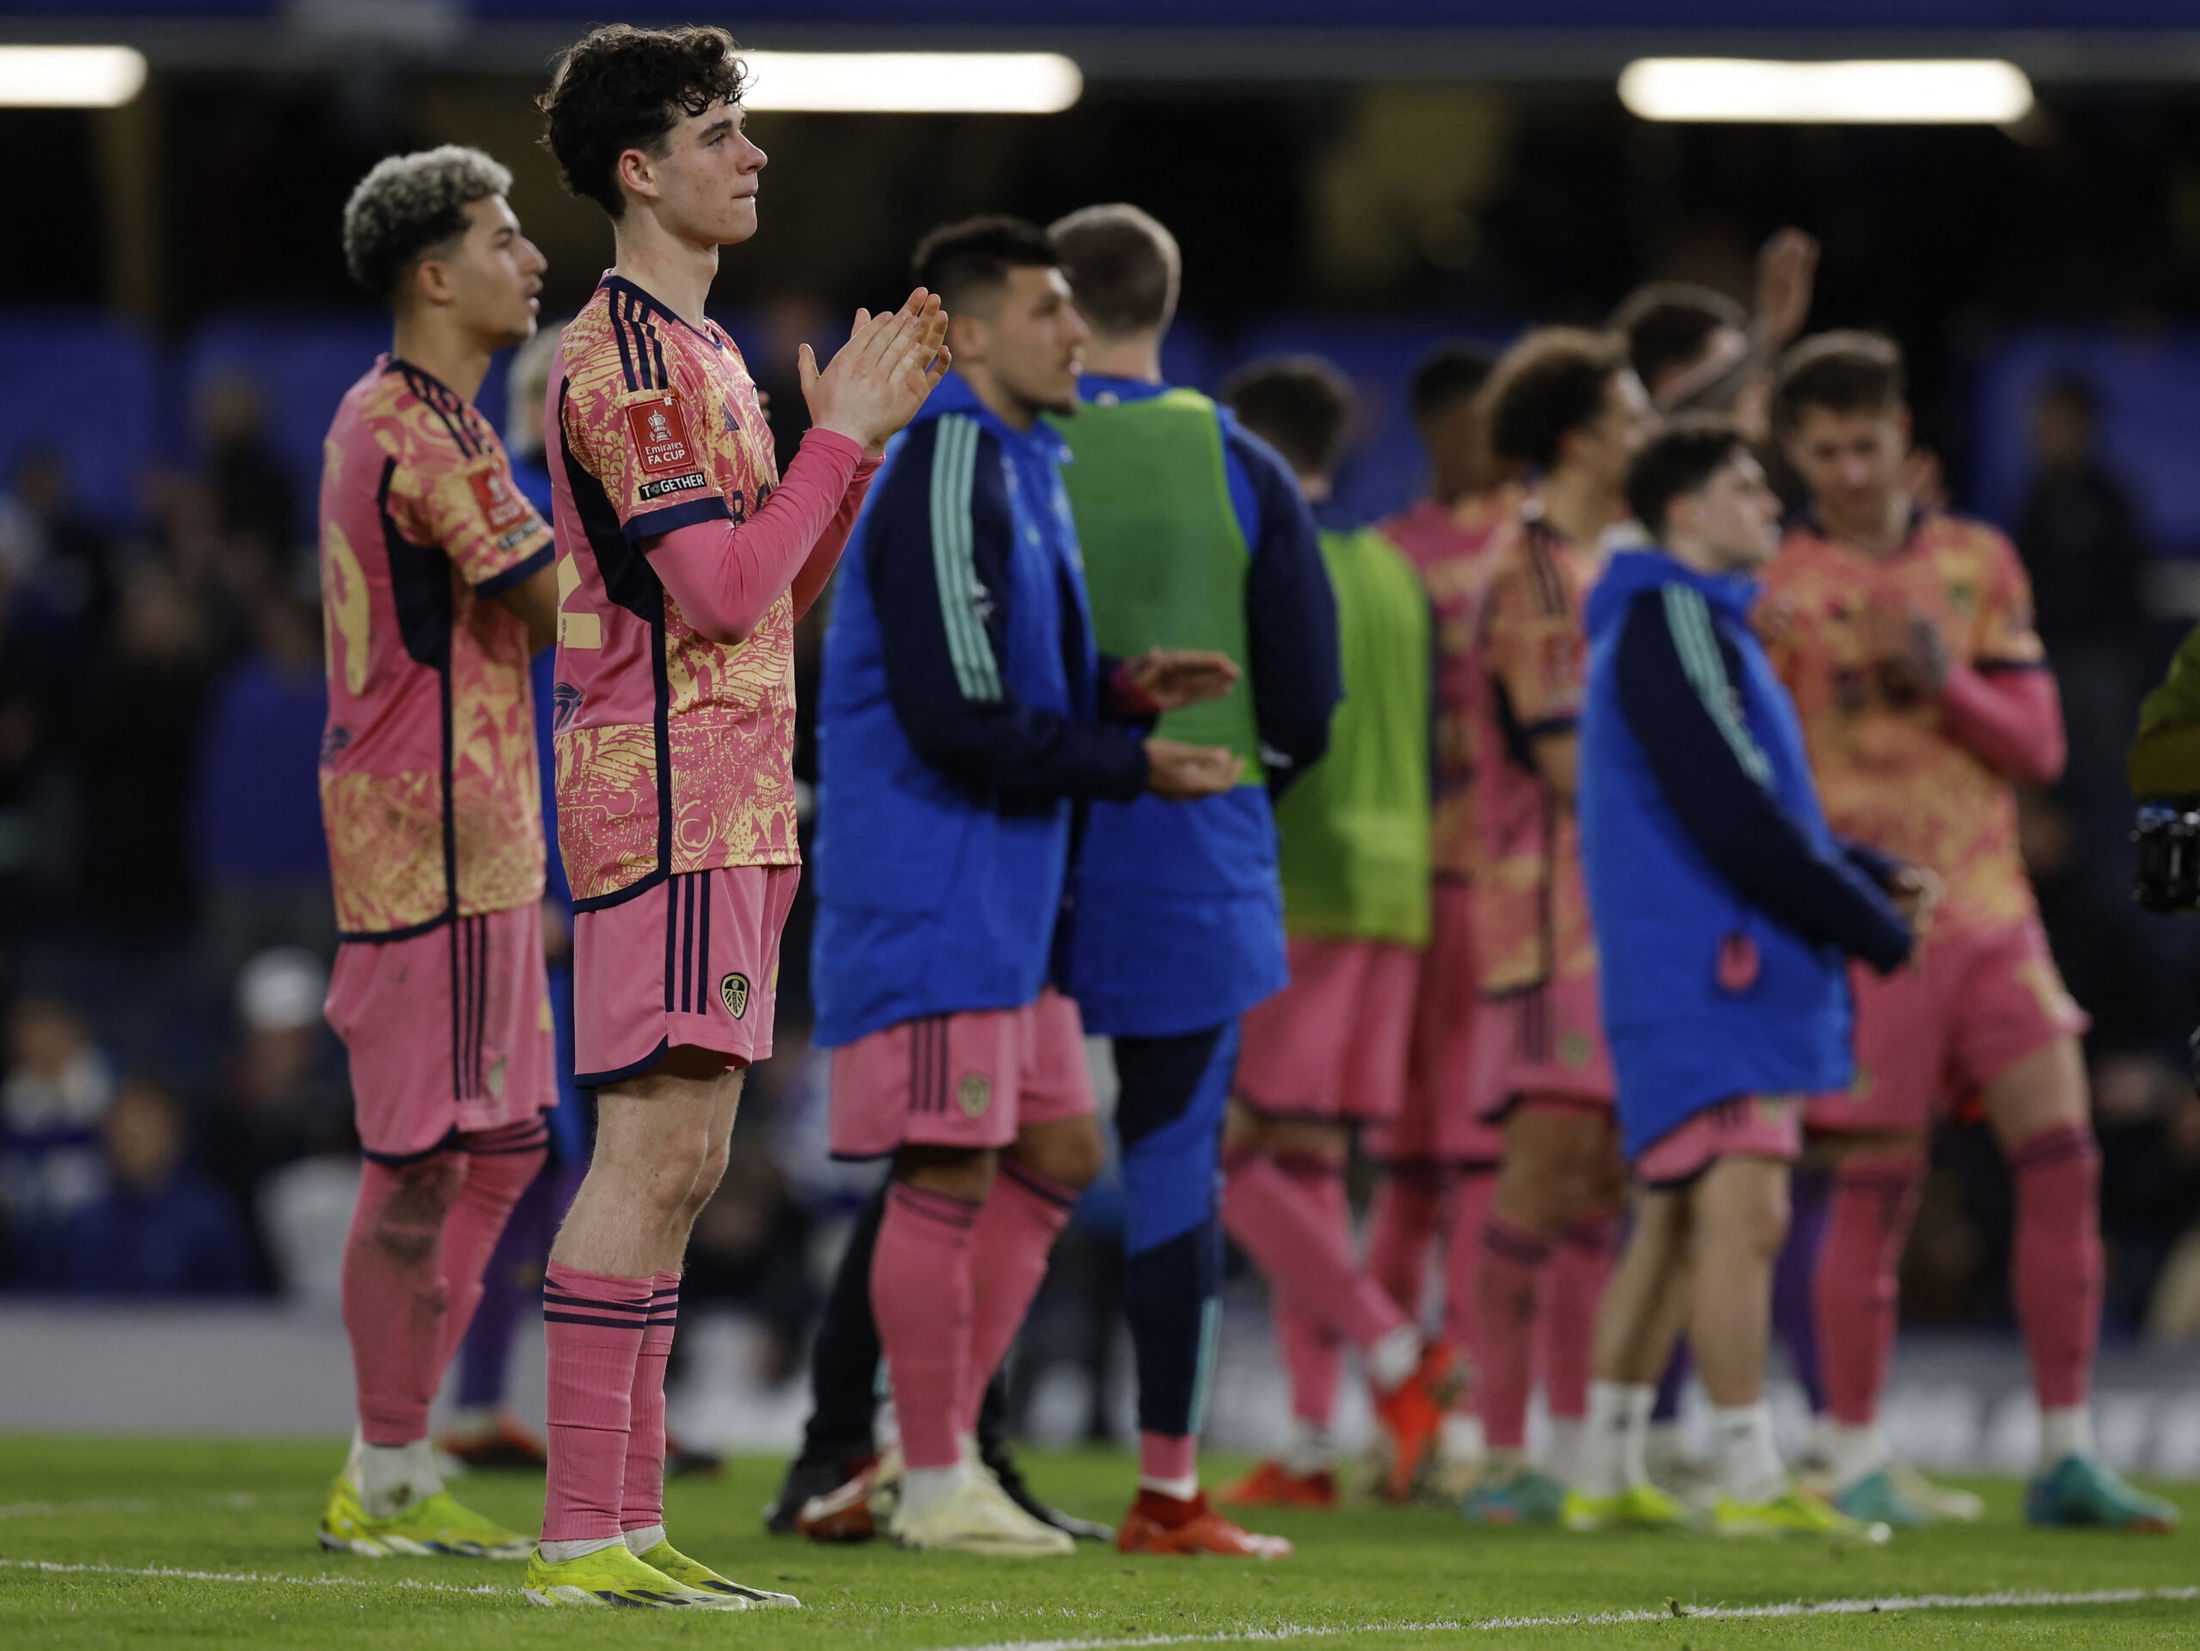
3;338;2199;1381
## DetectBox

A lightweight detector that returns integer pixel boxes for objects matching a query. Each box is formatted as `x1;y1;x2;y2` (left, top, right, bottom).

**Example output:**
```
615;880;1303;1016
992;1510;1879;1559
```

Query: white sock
1824;1421;1891;1492
622;1523;666;1556
2039;1406;2095;1469
1545;1417;1586;1488
1802;1411;1836;1468
1645;1418;1691;1475
899;1461;971;1521
1578;1382;1629;1497
1139;1472;1200;1501
1709;1403;1785;1507
357;1439;442;1519
1282;1419;1334;1477
1368;1325;1423;1391
1439;1411;1486;1466
539;1535;623;1564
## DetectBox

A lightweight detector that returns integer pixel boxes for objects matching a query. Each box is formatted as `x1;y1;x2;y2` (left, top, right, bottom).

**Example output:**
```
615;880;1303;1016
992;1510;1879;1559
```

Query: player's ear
410;253;456;312
615;146;659;206
945;310;987;365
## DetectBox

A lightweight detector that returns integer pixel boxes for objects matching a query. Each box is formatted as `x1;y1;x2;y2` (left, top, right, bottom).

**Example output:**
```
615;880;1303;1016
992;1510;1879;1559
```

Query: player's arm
1228;422;1341;797
414;429;555;643
492;563;560;653
1486;559;1583;802
788;453;883;623
1614;586;1912;973
869;420;1150;800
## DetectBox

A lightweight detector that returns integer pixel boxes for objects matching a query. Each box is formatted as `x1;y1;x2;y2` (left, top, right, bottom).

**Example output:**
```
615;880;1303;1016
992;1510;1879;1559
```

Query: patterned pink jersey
1467;505;1600;998
1757;511;2048;932
1379;487;1519;884
317;356;553;938
547;274;797;906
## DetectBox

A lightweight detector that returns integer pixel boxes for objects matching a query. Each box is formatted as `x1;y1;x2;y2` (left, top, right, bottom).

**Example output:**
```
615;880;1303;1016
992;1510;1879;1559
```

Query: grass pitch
0;1437;2193;1648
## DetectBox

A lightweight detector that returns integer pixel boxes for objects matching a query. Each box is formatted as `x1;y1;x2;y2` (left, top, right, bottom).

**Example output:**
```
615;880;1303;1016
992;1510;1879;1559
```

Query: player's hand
798;288;953;457
1124;648;1241;711
1867;604;1949;704
1752;228;1819;350
1889;863;1942;947
1144;738;1244;800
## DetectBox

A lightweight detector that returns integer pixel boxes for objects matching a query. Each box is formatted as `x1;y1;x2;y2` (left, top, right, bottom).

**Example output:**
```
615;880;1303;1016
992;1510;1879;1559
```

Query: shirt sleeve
1972;527;2049;672
566;347;734;546
1614;585;1912;974
866;418;1149;800
1487;539;1587;740
1225;421;1341;795
403;417;554;594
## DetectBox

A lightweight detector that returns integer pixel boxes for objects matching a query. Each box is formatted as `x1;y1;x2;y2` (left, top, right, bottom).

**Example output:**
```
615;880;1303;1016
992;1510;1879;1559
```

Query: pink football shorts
1636;1094;1803;1189
1359;886;1505;1166
1470;967;1615;1123
829;988;1097;1160
1806;917;2089;1137
571;864;800;1087
324;903;556;1160
1238;936;1419;1124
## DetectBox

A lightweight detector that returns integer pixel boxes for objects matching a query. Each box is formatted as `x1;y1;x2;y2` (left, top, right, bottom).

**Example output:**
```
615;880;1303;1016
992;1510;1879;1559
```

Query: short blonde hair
341;145;512;303
1048;203;1180;338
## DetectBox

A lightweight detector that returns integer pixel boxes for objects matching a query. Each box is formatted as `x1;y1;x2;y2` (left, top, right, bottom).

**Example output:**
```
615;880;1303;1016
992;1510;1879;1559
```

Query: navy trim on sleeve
625;494;731;546
476;542;555;596
1615;587;1911;974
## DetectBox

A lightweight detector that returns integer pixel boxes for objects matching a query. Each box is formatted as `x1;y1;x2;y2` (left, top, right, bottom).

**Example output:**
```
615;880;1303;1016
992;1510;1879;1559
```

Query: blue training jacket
1061;377;1342;1037
1579;547;1912;1161
810;373;1150;1048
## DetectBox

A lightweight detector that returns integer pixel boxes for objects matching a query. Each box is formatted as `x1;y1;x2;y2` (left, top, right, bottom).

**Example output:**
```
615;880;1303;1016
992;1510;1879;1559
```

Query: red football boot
1372;1342;1458;1503
1216;1459;1338;1511
1116;1489;1293;1557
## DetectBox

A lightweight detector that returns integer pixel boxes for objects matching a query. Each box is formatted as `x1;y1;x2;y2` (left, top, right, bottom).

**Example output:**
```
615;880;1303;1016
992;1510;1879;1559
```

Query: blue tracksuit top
1579;547;1912;1161
810;373;1150;1047
1060;376;1342;1037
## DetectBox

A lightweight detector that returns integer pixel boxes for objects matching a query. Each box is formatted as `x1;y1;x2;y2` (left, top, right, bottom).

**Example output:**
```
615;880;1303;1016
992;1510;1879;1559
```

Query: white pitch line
926;1586;2200;1651
0;1493;302;1520
0;1557;500;1596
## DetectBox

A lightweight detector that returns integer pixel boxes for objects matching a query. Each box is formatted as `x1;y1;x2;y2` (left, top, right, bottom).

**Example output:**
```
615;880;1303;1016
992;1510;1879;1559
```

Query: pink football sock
1274;1298;1343;1428
873;1180;979;1472
1475;1216;1551;1453
1814;1154;1923;1427
621;1271;681;1532
342;1154;463;1446
1366;1162;1448;1318
1441;1167;1499;1380
956;1160;1077;1433
1139;1429;1198;1494
1222;1148;1408;1351
433;1119;549;1378
2008;1122;2101;1412
1541;1212;1618;1424
542;1263;653;1543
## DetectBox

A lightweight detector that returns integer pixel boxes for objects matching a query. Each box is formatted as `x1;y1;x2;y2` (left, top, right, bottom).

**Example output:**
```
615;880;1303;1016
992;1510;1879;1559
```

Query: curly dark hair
1481;326;1627;473
1609;282;1745;396
538;23;747;218
1772;330;1905;431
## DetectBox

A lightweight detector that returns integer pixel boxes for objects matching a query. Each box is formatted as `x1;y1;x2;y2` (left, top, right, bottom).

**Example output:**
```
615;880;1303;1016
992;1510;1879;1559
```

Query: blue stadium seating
0;312;162;532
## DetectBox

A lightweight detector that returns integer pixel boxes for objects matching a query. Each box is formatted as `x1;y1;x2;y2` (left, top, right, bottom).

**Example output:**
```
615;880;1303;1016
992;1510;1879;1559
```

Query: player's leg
322;924;537;1560
1540;1195;1623;1488
1977;1017;2176;1531
1565;1183;1692;1530
445;1164;560;1468
768;1182;888;1533
1114;1024;1290;1557
1465;1098;1614;1524
1436;1160;1500;1482
1366;1161;1447;1320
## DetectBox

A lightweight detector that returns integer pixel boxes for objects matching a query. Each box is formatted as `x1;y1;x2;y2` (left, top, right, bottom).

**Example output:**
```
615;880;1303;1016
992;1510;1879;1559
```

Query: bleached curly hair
341;145;512;303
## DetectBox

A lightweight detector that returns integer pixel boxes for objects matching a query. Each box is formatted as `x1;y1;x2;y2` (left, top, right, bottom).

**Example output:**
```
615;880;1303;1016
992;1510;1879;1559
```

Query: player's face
443;195;546;349
1571;369;1655;492
644;99;767;246
1783;405;1910;524
1683;452;1782;572
980;267;1089;419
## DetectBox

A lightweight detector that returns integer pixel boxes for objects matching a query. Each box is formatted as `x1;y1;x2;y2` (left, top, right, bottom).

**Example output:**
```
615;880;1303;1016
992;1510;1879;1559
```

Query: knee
1735;1177;1790;1265
600;1130;718;1223
680;1137;732;1224
366;1156;464;1262
895;1144;994;1206
1018;1119;1105;1194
